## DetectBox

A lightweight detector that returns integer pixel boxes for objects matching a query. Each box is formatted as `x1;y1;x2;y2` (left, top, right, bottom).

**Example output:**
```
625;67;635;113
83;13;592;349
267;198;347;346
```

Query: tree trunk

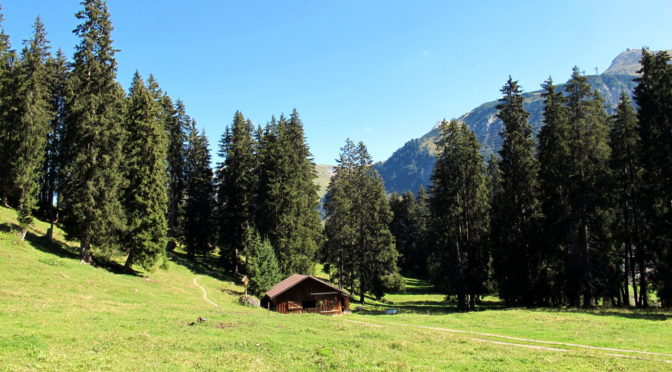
629;245;638;307
359;277;365;304
20;228;27;241
639;257;648;308
124;250;134;271
623;241;631;306
582;223;593;308
636;241;648;307
80;237;93;265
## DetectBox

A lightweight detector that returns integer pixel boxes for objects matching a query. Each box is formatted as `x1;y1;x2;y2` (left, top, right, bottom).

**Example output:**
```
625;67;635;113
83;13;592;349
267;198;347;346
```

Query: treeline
390;55;672;309
0;0;403;302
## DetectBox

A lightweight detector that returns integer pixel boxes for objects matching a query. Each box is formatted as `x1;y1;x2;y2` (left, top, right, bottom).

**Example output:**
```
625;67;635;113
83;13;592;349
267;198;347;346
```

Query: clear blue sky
4;0;672;165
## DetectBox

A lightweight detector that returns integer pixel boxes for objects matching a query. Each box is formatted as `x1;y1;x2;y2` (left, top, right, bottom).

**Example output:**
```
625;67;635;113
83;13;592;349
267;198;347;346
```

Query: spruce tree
121;72;169;270
429;120;490;310
324;139;400;302
609;92;643;307
564;67;613;307
216;111;256;274
8;17;53;240
245;232;282;297
389;190;429;277
491;78;542;306
60;0;126;263
38;49;69;241
255;110;322;274
323;139;357;290
634;50;672;306
184;123;215;258
0;6;15;206
537;77;571;305
166;99;189;250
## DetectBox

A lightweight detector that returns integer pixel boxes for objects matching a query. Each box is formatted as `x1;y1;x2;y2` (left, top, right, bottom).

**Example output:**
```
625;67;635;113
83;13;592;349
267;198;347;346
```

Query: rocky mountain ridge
373;49;659;194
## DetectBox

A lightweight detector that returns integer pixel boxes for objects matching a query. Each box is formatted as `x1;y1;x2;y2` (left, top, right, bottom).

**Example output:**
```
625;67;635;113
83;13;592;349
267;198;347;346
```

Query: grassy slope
1;206;671;371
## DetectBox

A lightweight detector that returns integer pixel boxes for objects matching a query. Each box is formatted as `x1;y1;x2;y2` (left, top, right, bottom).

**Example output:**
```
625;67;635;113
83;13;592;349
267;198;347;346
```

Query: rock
237;294;260;307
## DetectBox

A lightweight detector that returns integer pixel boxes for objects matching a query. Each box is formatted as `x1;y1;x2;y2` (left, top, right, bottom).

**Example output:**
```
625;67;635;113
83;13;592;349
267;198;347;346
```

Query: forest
1;0;671;312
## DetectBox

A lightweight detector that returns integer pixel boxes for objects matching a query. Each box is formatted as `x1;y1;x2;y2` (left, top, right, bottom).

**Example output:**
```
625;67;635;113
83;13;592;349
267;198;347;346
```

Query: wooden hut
261;274;350;314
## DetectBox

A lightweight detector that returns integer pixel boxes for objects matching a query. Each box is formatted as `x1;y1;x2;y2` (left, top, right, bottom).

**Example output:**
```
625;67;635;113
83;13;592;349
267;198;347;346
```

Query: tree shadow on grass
168;250;235;283
534;307;671;321
1;221;143;277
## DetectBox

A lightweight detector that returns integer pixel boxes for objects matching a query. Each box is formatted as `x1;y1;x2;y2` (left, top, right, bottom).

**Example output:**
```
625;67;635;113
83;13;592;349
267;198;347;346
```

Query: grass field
1;205;671;371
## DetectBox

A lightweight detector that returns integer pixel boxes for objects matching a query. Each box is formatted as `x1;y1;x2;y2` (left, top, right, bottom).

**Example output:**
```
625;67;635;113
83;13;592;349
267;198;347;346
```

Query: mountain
374;49;658;194
314;164;335;200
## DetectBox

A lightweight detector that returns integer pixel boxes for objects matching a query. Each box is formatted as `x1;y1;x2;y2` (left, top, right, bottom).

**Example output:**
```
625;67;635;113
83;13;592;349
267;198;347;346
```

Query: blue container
384;309;398;315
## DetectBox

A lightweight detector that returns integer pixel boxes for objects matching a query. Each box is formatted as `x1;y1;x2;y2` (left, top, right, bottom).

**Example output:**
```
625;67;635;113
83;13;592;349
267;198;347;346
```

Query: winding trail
193;276;220;308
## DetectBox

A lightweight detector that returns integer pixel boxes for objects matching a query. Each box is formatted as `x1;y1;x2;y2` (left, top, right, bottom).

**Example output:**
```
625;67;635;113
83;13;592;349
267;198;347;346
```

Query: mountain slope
374;49;652;194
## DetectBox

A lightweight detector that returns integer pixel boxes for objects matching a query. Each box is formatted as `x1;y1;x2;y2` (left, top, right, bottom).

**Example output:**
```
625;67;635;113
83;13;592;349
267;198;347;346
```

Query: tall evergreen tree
166;99;189;250
564;67;613;307
429;120;490;310
0;5;16;206
121;71;169;270
60;0;126;264
537;77;572;305
324;139;400;302
216;111;256;274
8;17;53;240
183;123;215;258
38;49;69;241
634;50;672;306
491;78;542;306
323;139;357;290
609;92;643;307
255;110;322;274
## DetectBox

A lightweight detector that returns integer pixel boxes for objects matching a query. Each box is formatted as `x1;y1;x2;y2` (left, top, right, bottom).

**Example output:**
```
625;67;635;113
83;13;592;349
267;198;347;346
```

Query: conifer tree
166;99;189;250
183;123;215;258
0;6;15;206
389;190;429;277
634;50;672;306
491;78;542;306
564;67;613;307
60;0;126;263
245;232;282;297
38;49;69;241
121;71;169;270
323;139;357;290
324;139;400;302
609;92;643;307
429;120;490;310
216;111;256;274
537;77;572;305
255;110;322;274
8;17;53;240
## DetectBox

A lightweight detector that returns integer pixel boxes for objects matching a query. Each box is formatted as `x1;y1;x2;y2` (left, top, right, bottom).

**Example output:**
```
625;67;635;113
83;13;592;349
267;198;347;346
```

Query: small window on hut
302;299;316;309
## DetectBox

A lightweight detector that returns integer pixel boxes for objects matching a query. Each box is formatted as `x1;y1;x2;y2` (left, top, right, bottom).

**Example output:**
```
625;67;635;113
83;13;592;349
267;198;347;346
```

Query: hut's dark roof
264;274;348;299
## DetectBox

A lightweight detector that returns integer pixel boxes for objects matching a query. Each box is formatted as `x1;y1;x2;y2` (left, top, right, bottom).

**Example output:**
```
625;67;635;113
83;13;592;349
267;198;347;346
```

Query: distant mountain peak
603;48;671;76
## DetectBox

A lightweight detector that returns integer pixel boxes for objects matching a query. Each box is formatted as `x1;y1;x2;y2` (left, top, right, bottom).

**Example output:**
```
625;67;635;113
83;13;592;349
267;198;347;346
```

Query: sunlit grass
1;205;671;371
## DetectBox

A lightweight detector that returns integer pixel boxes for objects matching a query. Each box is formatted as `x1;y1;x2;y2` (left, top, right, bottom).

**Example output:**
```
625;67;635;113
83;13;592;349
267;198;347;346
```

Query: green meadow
1;205;671;371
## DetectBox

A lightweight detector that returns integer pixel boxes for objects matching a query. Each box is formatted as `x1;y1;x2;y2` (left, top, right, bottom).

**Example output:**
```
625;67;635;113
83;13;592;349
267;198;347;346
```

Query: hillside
374;49;653;194
314;164;334;199
1;206;672;370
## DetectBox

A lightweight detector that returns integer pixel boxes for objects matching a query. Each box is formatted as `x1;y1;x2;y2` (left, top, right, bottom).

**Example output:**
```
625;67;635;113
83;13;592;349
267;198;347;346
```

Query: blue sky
4;0;672;165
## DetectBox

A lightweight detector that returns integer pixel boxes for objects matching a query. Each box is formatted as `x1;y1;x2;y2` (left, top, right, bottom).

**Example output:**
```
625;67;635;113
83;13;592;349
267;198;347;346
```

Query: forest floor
1;205;671;371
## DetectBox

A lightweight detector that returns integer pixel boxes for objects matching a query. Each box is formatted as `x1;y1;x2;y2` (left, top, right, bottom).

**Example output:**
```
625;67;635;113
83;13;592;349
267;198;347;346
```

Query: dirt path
193;276;220;308
345;318;672;364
